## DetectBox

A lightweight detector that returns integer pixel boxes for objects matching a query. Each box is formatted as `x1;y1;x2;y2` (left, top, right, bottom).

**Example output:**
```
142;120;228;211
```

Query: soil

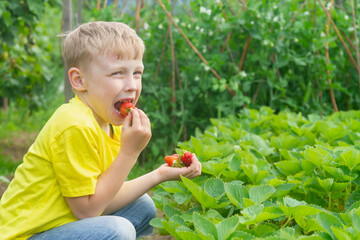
0;132;174;240
0;131;38;162
0;131;36;198
0;180;9;198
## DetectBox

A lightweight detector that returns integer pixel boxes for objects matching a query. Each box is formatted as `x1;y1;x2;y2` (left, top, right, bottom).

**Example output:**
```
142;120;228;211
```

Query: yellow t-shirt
0;96;121;240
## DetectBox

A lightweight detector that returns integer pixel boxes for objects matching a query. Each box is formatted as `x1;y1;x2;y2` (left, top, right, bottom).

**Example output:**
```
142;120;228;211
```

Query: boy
0;21;202;240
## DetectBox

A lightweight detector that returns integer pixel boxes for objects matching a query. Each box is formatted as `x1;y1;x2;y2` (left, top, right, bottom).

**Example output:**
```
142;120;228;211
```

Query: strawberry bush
150;107;360;239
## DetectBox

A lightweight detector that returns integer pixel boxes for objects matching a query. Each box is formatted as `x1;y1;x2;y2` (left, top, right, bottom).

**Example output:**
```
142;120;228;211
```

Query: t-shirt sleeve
51;125;101;197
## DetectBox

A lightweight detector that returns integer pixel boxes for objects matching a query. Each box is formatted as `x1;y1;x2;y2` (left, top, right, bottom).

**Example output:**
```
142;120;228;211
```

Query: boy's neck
76;94;112;137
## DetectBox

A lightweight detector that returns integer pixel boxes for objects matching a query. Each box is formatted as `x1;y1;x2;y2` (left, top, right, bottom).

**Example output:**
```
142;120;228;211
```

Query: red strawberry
165;154;179;166
120;102;135;117
180;151;192;167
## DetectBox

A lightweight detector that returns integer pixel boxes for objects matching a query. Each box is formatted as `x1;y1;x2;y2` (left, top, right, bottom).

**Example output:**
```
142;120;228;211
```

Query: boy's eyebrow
109;64;144;71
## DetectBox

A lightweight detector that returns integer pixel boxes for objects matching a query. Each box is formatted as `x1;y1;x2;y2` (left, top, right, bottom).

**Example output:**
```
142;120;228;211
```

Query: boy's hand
157;153;202;181
120;108;151;159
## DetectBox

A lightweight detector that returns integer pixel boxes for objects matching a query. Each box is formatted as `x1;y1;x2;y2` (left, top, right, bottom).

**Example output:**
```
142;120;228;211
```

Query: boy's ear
68;67;87;91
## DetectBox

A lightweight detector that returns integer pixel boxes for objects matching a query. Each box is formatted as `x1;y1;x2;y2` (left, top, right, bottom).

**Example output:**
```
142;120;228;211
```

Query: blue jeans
28;194;156;240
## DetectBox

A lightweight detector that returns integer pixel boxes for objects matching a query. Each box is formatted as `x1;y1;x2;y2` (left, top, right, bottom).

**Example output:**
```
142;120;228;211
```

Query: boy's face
81;52;144;127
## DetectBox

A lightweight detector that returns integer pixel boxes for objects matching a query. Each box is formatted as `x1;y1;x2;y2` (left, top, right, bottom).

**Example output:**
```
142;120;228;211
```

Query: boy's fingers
129;108;141;126
123;110;132;127
188;155;201;176
138;109;151;128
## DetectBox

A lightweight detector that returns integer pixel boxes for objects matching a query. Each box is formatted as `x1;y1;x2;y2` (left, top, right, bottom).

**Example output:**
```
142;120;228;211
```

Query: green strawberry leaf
240;205;283;225
278;196;307;217
149;218;164;228
340;149;360;171
162;221;183;239
254;223;279;237
273;183;298;198
270;133;301;150
224;181;248;209
193;212;217;239
323;166;356;181
163;205;182;219
350;211;360;232
241;164;269;185
170;215;187;226
275;160;302;176
204;178;225;198
181;175;217;209
205;209;225;221
241;204;264;220
263;227;297;238
250;135;274;156
202;161;228;178
346;189;360;212
216;215;240;240
161;181;187;193
177;227;203;240
316;212;344;239
174;192;191;205
317;178;334;193
228;230;257;240
249;185;275;204
331;226;353;240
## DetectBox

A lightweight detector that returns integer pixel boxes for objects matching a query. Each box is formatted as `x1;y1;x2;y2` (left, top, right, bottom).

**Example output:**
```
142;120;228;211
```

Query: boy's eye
134;71;142;76
112;71;124;76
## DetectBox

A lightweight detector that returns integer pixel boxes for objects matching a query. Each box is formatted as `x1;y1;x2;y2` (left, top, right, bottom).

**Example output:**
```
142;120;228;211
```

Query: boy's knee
102;216;136;240
141;194;157;220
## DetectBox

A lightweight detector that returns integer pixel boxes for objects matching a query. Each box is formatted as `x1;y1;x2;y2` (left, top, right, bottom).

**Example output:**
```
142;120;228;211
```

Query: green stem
281;216;292;229
328;192;332;210
202;204;206;215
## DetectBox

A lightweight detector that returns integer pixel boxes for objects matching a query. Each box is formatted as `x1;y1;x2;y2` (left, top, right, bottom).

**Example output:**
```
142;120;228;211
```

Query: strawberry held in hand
180;151;192;167
164;154;179;167
119;102;135;117
164;150;193;167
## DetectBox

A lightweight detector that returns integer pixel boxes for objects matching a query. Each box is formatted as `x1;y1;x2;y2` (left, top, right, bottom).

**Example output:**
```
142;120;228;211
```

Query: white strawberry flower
200;6;211;16
143;22;149;30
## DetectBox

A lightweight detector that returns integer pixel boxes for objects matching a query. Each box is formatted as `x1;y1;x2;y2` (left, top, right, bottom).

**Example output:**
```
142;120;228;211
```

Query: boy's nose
124;77;137;91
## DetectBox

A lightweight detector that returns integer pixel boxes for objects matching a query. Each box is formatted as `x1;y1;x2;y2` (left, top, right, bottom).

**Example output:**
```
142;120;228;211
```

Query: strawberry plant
151;107;360;239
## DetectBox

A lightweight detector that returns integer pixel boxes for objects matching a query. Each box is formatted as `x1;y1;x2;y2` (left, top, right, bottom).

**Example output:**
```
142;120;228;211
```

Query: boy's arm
102;154;202;215
65;109;151;220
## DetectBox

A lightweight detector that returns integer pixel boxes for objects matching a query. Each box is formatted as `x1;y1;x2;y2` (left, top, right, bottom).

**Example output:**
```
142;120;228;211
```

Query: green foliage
0;157;19;176
0;0;63;111
151;108;360;239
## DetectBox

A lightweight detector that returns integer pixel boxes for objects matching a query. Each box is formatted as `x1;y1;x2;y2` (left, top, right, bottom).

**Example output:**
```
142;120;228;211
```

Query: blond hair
63;21;145;70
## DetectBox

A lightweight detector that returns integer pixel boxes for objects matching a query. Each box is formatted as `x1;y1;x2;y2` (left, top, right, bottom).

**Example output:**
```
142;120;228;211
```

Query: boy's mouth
114;99;134;115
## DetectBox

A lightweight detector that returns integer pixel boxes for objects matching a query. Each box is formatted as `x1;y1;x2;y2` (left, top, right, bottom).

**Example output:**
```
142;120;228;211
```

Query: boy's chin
109;116;124;126
111;120;124;126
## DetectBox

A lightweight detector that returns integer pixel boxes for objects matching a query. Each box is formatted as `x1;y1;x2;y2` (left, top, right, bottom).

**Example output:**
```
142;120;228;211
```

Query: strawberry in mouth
114;100;135;117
